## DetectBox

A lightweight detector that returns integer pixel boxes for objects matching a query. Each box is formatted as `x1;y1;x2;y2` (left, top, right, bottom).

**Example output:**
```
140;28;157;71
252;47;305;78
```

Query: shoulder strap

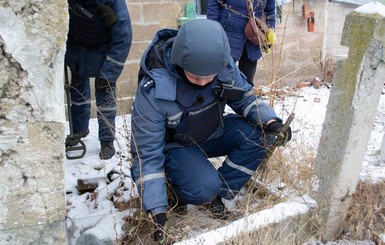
245;0;254;18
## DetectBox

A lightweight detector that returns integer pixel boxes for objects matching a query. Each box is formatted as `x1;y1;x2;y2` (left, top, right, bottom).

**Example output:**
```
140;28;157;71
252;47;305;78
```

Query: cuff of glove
266;121;282;132
265;119;282;130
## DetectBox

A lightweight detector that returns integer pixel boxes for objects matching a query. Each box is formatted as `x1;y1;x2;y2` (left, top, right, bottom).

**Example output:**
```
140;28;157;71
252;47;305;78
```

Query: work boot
99;141;115;160
65;129;89;147
203;196;231;220
75;129;90;138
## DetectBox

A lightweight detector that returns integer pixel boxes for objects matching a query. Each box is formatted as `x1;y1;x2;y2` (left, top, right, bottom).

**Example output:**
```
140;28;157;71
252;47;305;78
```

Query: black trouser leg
238;48;258;85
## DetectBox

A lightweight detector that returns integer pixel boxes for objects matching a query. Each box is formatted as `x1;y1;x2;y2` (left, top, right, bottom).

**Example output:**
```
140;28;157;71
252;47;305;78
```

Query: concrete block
127;4;141;23
341;12;377;48
131;24;160;42
126;42;149;60
174;195;317;245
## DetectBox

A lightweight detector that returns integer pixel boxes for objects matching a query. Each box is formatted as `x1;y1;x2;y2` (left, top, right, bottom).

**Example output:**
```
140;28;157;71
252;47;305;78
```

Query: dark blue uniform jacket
131;28;279;214
207;0;276;62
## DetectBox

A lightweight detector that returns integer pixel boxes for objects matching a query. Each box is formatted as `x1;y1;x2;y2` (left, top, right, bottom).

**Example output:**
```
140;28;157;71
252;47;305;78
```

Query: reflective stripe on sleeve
167;111;183;121
106;55;125;66
135;172;165;186
243;101;255;118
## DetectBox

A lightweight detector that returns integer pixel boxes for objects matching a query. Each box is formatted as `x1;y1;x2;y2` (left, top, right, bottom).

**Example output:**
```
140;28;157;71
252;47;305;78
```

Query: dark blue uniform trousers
164;114;274;205
70;73;116;142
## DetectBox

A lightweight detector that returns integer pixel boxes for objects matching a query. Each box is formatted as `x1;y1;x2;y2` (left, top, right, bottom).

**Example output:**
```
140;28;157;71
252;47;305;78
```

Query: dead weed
340;181;385;244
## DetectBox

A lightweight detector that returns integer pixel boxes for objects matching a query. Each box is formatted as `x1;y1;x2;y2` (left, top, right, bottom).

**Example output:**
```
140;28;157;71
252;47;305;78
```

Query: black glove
153;213;168;243
266;121;292;147
95;77;112;92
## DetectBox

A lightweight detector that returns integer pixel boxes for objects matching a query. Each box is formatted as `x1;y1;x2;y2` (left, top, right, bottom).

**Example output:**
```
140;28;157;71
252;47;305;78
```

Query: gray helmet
171;19;230;76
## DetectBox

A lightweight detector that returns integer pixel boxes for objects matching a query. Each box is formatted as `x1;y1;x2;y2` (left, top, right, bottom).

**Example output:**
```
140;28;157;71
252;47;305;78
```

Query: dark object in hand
266;121;292;147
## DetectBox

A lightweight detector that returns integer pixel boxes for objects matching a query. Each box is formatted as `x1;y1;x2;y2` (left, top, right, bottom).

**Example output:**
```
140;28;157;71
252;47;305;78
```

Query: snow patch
354;2;385;16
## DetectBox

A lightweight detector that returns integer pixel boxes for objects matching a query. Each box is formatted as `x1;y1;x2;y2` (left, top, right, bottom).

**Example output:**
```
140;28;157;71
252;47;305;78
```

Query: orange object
307;12;315;32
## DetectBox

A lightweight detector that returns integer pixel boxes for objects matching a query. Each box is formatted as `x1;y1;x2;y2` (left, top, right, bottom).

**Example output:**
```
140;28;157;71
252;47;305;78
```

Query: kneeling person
130;19;291;242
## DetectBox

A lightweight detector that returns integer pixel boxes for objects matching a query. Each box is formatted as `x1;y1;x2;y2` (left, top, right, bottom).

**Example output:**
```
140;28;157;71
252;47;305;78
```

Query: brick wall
116;0;189;113
114;0;358;109
76;0;190;117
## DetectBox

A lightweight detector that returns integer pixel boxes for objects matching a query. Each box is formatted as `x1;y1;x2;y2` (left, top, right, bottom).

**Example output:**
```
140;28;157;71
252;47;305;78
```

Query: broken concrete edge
174;195;317;245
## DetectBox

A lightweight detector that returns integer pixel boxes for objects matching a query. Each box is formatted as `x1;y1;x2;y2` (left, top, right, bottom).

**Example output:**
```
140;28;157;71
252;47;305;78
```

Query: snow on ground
65;114;136;244
65;85;385;244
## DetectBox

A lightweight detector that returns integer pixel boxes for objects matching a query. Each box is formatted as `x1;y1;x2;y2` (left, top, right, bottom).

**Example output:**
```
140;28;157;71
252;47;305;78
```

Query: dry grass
114;86;384;244
115;140;322;244
339;181;385;244
114;86;384;243
116;111;384;245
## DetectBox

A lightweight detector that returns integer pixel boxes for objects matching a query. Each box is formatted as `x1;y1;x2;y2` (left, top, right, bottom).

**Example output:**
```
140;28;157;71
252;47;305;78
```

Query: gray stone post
312;5;385;240
0;1;69;244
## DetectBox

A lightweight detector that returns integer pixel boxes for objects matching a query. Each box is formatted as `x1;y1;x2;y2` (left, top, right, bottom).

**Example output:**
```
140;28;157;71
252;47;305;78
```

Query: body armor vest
167;78;227;147
68;0;112;48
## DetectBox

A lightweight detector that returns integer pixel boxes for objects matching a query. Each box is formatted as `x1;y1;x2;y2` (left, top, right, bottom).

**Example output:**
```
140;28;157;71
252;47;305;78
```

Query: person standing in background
65;0;132;159
207;0;276;85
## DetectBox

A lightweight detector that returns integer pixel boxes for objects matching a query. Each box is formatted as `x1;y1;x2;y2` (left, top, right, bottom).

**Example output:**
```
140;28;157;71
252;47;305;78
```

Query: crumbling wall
0;1;68;243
